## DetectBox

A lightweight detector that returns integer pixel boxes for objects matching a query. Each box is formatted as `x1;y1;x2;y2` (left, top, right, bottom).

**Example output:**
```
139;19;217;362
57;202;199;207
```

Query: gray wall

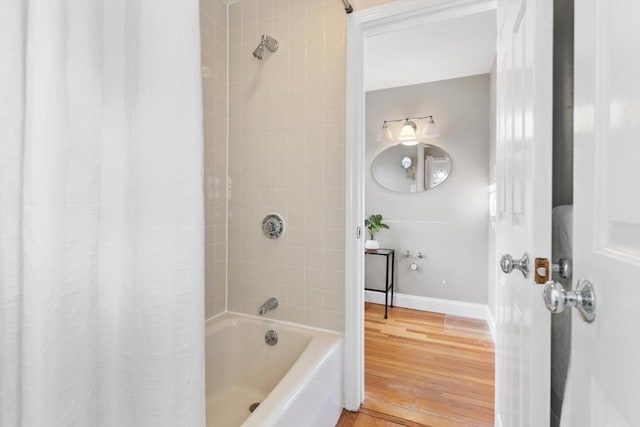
553;0;574;208
551;0;574;426
365;75;490;305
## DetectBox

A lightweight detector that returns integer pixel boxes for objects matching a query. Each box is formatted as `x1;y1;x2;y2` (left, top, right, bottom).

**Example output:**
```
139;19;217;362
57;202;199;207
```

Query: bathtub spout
259;297;279;315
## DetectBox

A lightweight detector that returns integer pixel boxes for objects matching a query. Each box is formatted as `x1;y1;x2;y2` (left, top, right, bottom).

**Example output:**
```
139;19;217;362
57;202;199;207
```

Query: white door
495;0;553;426
560;1;640;425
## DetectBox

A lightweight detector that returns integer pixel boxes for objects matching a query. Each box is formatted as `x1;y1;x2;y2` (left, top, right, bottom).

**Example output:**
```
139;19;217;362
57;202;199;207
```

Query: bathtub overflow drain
249;402;260;413
265;330;278;346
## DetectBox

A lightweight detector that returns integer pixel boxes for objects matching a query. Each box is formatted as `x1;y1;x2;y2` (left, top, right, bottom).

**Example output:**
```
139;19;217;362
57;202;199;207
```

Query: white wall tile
207;0;396;331
201;0;228;319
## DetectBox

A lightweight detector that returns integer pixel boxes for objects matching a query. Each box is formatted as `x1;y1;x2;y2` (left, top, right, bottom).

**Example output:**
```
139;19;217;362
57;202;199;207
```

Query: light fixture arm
382;115;435;124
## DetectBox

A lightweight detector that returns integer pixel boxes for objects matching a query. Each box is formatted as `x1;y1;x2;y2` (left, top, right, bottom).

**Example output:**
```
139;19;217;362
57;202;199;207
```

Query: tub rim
205;310;343;337
205;311;343;427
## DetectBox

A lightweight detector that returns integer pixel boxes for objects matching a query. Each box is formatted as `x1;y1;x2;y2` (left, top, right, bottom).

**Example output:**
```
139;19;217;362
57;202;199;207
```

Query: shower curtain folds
0;1;205;426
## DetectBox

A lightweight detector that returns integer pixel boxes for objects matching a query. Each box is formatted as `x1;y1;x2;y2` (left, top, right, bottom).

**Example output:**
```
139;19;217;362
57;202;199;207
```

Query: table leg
390;252;395;307
384;285;388;319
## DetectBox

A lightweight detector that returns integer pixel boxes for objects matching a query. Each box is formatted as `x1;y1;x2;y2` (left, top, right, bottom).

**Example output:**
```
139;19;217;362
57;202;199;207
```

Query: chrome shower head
253;44;264;60
252;34;279;60
262;35;279;52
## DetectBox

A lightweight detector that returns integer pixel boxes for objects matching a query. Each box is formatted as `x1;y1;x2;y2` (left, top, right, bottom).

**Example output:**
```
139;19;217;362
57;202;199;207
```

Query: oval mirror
371;143;452;193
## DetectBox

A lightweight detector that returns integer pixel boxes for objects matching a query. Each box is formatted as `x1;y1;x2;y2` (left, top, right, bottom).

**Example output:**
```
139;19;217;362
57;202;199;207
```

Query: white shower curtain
0;1;205;426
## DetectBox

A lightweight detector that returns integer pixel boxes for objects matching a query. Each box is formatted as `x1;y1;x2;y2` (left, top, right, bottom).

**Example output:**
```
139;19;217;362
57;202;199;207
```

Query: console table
364;248;395;318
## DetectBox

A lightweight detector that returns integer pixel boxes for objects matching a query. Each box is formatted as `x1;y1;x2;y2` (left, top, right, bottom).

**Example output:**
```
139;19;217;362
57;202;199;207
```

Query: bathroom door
560;1;640;425
495;0;553;426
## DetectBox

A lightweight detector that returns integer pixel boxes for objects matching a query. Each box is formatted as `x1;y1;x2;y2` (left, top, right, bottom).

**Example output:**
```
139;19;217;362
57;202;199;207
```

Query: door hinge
357;226;362;239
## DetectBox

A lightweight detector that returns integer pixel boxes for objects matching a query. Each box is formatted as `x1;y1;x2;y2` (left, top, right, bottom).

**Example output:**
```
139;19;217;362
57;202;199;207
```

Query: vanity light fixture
379;115;440;145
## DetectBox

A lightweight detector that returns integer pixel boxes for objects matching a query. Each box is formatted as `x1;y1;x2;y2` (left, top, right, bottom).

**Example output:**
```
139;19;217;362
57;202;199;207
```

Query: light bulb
398;120;418;145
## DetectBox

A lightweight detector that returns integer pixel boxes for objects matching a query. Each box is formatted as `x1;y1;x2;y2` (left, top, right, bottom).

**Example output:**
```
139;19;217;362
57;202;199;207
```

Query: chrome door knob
500;253;530;278
542;280;567;313
542;279;596;323
552;258;572;279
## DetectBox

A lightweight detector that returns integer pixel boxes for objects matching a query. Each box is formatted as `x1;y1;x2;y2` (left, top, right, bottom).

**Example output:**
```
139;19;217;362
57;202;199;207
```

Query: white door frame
343;0;498;411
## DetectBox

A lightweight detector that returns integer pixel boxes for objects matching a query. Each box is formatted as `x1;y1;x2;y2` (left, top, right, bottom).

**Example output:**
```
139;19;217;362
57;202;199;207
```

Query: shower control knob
262;214;285;239
500;253;529;278
542;279;596;323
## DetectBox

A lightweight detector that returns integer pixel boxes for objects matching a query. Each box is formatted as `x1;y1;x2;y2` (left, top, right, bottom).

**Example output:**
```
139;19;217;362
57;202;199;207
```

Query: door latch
552;258;572;279
534;257;572;284
534;257;550;284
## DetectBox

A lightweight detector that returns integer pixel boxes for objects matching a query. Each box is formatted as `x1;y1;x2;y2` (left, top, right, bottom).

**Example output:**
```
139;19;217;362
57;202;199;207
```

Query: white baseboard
364;290;490;322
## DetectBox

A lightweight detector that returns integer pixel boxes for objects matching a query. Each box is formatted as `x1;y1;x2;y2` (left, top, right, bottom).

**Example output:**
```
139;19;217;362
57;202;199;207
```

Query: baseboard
364;290;489;321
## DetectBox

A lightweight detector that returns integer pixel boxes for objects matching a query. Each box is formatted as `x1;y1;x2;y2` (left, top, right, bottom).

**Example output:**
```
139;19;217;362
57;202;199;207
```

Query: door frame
343;0;498;411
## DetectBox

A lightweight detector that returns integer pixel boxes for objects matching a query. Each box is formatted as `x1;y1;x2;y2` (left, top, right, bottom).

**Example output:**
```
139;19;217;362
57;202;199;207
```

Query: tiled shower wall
226;0;392;332
227;0;345;331
200;0;392;328
200;0;227;318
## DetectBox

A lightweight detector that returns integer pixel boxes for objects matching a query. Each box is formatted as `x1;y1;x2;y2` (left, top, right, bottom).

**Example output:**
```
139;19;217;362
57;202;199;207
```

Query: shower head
252;34;279;60
253;44;264;60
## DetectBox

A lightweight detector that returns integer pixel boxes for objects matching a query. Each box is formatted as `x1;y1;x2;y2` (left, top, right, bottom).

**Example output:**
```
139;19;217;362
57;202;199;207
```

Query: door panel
495;0;553;425
563;1;640;425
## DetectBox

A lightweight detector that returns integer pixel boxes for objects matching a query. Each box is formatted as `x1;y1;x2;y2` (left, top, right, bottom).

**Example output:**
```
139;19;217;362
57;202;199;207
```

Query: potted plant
364;214;389;250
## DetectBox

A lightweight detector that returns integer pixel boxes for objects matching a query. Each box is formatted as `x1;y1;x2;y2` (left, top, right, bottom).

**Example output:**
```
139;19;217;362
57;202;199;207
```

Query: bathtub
205;312;343;427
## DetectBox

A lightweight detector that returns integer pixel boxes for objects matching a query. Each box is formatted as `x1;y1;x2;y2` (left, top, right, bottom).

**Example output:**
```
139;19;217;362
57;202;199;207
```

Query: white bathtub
205;312;343;427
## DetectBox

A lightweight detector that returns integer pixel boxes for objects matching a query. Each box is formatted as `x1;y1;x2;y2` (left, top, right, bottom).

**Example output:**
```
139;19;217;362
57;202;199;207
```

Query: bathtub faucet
259;297;279;315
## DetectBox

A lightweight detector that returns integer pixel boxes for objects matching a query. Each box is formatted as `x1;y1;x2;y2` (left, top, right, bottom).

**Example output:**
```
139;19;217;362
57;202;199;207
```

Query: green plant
364;214;389;240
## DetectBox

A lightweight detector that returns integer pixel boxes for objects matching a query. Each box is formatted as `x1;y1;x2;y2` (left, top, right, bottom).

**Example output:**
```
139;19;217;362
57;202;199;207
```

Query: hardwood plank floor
335;409;408;426
337;303;494;427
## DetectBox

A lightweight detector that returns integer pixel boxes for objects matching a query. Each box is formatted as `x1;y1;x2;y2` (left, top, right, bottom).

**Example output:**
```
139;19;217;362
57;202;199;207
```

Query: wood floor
337;303;495;427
